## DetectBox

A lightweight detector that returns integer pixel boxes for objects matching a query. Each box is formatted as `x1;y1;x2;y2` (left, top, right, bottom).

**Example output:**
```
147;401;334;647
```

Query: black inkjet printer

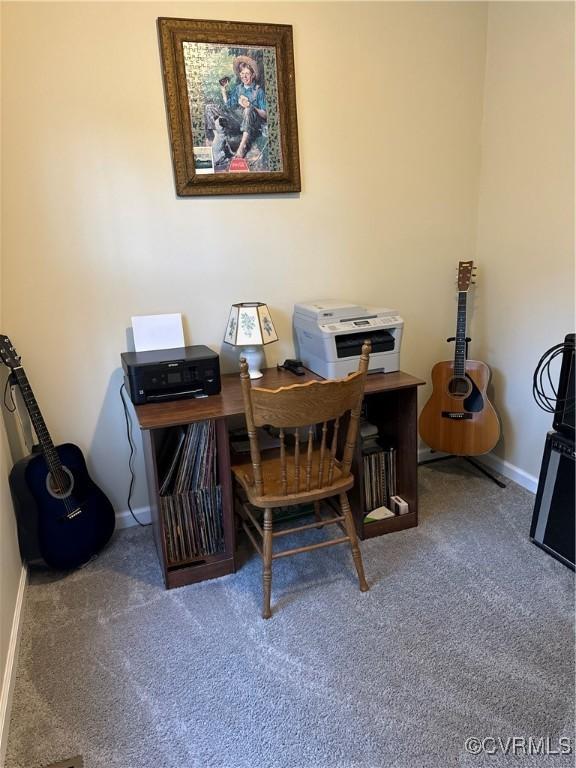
121;345;221;404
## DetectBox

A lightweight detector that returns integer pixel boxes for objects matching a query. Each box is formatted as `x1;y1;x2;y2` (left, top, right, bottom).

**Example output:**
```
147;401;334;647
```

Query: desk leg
216;417;236;572
141;428;168;585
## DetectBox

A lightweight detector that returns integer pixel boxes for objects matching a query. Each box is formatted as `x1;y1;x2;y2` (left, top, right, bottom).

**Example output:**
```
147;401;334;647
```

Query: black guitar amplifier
530;430;575;570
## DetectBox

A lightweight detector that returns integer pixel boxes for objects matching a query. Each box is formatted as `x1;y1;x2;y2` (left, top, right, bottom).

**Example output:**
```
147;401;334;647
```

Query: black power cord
3;373;16;412
120;381;151;527
532;340;575;415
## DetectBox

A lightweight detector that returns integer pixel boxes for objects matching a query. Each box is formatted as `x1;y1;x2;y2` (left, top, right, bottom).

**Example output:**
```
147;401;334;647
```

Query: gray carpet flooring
5;461;575;768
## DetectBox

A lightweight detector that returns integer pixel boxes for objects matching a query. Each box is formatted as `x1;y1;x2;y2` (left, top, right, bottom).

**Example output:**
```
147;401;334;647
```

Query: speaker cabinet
530;431;575;570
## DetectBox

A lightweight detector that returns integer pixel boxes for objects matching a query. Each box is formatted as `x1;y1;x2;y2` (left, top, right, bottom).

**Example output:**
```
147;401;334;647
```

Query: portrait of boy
183;43;283;174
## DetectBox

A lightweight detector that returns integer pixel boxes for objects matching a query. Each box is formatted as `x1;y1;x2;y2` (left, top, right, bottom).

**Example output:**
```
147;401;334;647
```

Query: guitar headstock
0;336;21;370
457;260;477;291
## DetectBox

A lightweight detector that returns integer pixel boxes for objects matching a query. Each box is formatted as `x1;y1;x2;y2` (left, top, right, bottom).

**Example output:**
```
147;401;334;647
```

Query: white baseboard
0;564;27;768
477;452;538;493
116;505;152;529
418;448;537;493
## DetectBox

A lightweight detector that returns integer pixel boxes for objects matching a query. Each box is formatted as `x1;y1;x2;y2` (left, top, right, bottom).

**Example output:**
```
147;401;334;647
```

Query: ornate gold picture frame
158;17;301;196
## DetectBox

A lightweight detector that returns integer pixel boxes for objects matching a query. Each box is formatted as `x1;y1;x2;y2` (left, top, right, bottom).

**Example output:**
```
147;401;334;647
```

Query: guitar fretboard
12;366;63;478
454;291;468;377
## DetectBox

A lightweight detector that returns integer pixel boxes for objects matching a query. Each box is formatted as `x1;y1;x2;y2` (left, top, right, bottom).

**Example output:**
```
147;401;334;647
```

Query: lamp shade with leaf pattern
224;302;278;379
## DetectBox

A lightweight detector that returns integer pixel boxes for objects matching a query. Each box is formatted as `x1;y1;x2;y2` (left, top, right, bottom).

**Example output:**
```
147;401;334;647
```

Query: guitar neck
12;366;62;473
454;291;468;376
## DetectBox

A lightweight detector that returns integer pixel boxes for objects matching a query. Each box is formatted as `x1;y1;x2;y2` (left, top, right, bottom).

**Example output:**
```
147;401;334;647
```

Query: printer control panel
323;315;402;333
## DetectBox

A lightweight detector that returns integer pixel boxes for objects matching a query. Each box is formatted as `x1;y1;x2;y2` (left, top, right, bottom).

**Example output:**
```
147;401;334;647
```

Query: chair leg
340;493;369;592
314;501;323;528
262;508;273;619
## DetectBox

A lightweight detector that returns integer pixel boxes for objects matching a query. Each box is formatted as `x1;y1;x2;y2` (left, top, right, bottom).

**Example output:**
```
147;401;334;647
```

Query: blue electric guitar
0;335;115;570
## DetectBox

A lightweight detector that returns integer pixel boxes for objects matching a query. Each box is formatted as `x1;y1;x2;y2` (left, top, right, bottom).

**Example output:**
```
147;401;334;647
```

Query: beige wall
0;1;25;742
1;2;488;515
475;1;574;481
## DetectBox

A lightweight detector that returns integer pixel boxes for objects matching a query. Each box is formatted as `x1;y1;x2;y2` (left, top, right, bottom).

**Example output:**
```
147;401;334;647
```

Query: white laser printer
293;300;404;379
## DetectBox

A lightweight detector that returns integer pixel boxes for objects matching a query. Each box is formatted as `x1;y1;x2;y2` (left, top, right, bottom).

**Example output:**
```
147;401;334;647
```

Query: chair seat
232;448;354;508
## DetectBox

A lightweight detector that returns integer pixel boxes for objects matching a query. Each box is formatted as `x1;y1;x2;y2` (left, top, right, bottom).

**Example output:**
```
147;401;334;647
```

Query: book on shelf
364;505;395;524
360;419;397;516
157;426;186;496
360;418;379;441
158;420;224;566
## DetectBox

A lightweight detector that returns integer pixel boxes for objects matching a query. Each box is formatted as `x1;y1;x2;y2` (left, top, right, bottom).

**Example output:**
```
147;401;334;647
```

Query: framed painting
157;17;301;196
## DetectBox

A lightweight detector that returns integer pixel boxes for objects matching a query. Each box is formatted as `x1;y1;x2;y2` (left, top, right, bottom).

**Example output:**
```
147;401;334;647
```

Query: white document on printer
131;313;185;352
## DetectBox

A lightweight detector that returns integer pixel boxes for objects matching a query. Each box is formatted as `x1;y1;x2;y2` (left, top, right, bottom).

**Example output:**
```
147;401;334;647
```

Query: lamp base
241;346;264;379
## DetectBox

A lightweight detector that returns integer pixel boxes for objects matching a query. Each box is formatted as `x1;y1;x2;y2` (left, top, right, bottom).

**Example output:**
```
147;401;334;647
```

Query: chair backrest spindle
327;417;340;486
317;421;328;487
294;429;300;493
305;426;314;491
240;358;264;495
279;428;287;495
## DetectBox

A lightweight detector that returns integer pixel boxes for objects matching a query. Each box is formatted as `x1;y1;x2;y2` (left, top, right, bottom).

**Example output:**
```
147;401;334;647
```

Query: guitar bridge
66;508;82;520
441;411;473;420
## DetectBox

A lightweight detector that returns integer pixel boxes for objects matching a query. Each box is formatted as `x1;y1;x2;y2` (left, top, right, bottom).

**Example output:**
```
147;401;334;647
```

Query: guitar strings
0;375;72;507
13;366;76;516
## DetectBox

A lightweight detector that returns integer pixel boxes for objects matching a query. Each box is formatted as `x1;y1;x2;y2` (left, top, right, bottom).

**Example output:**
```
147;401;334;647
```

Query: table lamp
224;302;278;379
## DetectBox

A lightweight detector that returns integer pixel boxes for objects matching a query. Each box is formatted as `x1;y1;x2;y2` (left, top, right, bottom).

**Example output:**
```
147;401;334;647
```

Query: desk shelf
353;381;421;540
135;368;424;588
141;419;236;589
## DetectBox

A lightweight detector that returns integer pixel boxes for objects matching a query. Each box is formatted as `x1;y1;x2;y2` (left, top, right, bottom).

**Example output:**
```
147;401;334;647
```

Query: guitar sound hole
46;466;74;499
448;376;471;397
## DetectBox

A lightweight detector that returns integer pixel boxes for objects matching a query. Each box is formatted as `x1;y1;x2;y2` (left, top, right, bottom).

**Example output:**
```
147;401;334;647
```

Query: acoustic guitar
419;261;500;456
0;335;115;569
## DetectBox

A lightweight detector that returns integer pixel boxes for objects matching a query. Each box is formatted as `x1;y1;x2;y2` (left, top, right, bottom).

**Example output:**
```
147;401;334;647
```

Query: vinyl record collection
158;420;224;565
360;419;397;512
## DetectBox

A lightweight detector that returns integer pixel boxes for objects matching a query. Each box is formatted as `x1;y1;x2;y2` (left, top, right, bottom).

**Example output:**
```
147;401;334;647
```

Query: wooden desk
135;368;424;589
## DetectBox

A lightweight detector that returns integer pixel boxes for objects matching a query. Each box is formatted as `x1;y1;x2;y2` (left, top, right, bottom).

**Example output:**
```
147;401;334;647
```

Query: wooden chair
232;342;371;618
